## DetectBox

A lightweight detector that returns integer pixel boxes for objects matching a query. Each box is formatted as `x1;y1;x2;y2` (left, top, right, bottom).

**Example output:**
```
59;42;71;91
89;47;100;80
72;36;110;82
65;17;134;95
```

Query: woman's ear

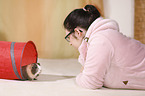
74;28;83;38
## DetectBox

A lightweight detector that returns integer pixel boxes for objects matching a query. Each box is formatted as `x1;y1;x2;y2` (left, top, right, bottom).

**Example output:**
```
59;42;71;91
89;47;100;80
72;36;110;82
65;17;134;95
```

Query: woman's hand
81;66;84;72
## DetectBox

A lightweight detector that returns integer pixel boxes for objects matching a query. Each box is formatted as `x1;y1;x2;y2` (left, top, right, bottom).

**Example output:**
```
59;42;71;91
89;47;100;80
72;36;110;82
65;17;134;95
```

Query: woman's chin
72;45;79;50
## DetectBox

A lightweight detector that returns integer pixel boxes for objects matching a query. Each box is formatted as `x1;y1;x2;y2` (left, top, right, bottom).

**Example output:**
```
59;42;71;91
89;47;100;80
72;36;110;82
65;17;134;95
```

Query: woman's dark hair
63;5;101;32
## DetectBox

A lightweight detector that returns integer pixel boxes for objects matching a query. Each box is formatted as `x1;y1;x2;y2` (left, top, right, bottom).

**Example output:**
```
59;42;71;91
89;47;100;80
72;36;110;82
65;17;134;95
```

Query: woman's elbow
76;74;103;89
76;80;102;89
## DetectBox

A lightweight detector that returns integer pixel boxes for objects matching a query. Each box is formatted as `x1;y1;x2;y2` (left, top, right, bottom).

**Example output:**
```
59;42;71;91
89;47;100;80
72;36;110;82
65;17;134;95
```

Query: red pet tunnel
0;41;38;80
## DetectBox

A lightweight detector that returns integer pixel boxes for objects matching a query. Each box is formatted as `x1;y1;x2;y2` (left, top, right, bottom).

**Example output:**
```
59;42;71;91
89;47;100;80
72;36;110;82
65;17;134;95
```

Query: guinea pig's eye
36;74;39;77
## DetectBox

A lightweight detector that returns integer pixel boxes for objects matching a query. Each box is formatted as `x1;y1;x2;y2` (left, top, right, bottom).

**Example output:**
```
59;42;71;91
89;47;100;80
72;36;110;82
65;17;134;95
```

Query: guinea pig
22;63;41;80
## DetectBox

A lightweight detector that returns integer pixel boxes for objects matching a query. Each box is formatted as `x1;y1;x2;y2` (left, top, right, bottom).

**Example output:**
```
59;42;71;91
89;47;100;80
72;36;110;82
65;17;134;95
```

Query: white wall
103;0;134;38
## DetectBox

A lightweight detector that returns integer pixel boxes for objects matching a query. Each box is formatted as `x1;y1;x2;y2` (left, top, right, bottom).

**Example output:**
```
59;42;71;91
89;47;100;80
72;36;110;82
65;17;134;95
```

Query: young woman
63;5;145;90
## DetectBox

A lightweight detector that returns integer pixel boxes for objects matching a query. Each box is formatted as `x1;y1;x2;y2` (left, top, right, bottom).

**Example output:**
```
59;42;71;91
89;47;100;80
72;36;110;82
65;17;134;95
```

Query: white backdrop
103;0;134;38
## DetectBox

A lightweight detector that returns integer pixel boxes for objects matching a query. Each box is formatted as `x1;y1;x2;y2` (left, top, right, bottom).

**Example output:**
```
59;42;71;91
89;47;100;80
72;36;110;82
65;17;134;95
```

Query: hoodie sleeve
76;35;114;89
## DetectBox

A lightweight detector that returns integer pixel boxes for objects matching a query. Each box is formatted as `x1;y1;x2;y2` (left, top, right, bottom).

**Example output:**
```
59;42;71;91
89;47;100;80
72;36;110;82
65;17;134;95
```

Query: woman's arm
76;35;114;89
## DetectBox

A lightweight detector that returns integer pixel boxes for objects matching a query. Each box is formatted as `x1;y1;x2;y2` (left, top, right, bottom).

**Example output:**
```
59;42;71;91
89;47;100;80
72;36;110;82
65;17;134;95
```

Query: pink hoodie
76;17;145;90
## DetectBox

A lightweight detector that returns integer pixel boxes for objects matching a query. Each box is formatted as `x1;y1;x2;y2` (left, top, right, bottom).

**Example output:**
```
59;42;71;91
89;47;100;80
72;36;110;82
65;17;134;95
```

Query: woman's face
65;28;86;49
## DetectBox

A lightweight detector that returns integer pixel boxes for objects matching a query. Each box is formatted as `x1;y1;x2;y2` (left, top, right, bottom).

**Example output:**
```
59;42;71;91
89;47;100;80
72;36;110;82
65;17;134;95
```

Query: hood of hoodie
84;17;119;40
78;17;119;63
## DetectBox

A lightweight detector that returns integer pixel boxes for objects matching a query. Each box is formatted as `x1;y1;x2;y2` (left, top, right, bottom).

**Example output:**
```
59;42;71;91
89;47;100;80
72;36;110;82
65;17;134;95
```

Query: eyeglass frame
65;30;74;42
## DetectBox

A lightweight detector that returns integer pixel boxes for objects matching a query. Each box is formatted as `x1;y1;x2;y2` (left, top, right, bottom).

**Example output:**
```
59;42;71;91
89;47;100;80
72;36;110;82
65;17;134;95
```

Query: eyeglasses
65;29;83;42
65;30;74;42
